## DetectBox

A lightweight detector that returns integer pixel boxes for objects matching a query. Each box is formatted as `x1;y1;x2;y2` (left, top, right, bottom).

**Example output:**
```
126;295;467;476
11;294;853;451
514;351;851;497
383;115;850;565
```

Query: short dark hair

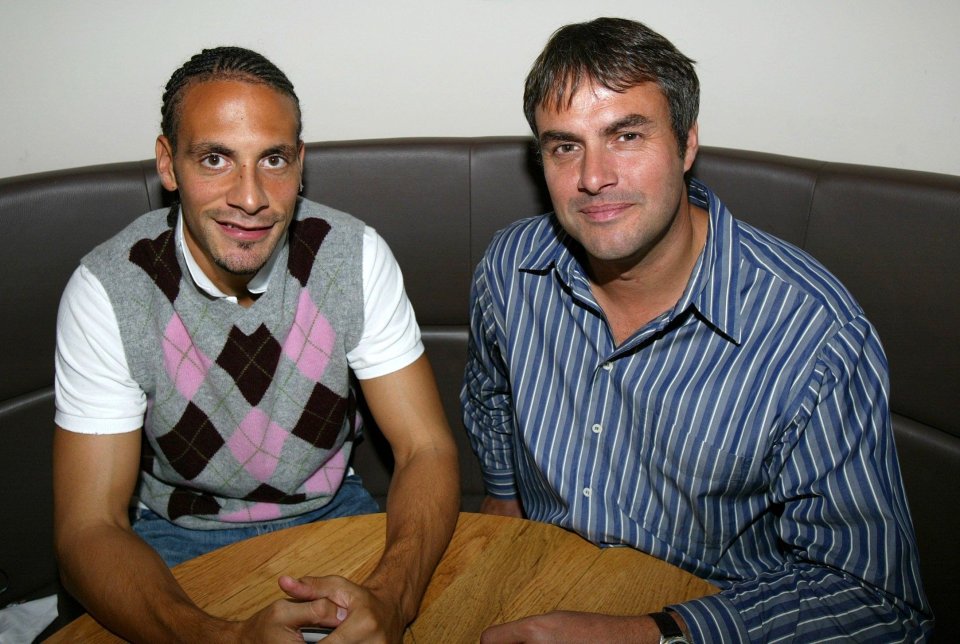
523;17;699;155
160;46;302;151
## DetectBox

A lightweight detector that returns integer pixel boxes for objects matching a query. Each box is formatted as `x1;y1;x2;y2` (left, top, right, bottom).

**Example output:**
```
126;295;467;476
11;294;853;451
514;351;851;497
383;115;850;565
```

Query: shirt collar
519;177;743;344
176;210;286;301
676;177;743;344
520;216;578;274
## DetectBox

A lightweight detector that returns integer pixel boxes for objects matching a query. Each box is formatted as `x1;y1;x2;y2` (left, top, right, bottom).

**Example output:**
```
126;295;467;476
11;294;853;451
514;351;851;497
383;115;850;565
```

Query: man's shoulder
481;213;559;266
290;199;367;273
295;198;365;232
732;216;864;322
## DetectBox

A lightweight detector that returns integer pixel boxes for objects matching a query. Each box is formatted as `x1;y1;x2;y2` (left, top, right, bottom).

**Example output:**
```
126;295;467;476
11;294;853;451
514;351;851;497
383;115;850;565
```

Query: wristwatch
650;611;691;644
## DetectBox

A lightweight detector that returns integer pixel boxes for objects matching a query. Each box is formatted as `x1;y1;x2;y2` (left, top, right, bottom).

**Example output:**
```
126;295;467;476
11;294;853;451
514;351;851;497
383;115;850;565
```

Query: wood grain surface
46;512;717;642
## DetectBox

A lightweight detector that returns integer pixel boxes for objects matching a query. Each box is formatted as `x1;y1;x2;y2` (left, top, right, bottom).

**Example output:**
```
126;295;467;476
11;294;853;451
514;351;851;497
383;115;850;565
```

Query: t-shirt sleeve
347;226;424;379
54;265;146;433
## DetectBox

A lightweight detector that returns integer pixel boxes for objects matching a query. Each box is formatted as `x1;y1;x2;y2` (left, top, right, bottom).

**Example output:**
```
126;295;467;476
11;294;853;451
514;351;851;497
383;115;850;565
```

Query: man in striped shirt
462;17;932;643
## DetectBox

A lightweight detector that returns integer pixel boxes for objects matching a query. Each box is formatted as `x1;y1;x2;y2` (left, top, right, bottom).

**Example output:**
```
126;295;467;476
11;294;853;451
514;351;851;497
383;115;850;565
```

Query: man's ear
682;122;699;173
296;141;306;191
155;136;178;191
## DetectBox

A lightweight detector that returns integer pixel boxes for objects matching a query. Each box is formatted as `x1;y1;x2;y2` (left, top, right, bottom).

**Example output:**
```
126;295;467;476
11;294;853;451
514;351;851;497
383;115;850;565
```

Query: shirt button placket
583;358;612;512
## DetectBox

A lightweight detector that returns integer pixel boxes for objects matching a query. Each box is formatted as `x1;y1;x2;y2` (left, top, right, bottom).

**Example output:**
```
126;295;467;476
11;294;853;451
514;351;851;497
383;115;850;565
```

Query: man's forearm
364;444;460;623
58;523;232;643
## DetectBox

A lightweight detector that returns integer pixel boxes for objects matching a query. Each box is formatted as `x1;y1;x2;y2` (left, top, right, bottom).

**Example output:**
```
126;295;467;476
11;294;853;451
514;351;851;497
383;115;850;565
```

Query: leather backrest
1;140;957;636
805;165;960;434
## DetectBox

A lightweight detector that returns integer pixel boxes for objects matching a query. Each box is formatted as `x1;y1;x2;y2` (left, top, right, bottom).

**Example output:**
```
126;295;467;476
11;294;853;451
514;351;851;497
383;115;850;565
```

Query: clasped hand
233;574;404;643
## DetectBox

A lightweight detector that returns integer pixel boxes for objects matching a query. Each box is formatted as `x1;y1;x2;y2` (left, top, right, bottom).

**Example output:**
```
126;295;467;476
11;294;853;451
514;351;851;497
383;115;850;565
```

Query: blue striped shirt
461;179;932;642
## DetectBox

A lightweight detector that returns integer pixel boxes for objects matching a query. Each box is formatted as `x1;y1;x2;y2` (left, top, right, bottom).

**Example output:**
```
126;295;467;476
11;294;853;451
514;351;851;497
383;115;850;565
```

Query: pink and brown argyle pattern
96;206;366;527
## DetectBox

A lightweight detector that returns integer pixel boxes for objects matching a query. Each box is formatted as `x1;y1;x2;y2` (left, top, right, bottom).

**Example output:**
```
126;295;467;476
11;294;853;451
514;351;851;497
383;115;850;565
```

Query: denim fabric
132;474;380;567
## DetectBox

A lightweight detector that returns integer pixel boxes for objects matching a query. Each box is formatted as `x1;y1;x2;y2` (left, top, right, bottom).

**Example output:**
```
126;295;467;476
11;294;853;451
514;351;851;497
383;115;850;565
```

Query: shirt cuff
667;593;750;643
481;468;518;499
352;342;423;380
55;411;142;435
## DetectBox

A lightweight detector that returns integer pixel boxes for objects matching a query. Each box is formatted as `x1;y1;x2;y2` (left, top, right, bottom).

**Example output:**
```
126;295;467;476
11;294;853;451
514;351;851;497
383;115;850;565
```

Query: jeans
132;473;380;567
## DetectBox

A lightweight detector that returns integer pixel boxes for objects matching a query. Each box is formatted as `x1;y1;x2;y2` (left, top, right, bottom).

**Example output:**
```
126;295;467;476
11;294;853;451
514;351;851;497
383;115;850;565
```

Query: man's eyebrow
602;114;651;136
185;141;233;157
183;142;300;160
261;144;300;158
538;130;580;146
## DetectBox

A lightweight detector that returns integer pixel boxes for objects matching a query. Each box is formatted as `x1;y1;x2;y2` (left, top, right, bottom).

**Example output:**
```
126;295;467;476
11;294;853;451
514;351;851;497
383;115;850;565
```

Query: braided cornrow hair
160;46;302;151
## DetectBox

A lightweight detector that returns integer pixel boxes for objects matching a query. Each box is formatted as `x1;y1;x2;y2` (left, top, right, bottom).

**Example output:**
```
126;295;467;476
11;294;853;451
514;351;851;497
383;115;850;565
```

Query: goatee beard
214;242;262;276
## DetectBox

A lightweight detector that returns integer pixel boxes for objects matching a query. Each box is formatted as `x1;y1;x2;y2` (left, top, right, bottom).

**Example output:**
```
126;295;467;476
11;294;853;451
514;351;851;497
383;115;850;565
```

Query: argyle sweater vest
82;199;365;529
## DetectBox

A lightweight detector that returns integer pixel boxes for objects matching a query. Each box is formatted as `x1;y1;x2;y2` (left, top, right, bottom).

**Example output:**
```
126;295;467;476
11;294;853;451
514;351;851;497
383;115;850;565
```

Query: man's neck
214;272;257;306
588;203;708;346
231;287;259;308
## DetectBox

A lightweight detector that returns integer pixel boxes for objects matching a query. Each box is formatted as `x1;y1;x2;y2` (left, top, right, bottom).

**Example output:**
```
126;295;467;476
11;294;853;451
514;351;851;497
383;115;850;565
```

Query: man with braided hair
53;46;459;642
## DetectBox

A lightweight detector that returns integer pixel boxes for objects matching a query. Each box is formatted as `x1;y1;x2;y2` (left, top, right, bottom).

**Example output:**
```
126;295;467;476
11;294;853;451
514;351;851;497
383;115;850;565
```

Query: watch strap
650;611;688;642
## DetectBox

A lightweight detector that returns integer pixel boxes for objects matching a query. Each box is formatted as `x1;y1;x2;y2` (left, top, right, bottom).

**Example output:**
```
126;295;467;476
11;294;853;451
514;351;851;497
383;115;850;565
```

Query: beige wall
3;0;958;178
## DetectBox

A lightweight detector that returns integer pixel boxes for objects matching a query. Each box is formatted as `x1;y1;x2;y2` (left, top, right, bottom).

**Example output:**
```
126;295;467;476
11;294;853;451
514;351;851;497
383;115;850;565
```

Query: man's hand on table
227;591;342;643
278;574;405;643
480;610;684;643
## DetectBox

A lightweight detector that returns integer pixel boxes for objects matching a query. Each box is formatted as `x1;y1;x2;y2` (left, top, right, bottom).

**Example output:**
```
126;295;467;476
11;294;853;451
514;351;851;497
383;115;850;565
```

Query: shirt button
602;362;613;371
591;423;602;434
583;487;592;498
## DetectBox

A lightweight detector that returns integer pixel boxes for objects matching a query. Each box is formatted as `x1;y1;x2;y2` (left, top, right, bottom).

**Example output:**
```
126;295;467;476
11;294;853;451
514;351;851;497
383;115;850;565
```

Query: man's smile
578;201;634;223
215;219;276;242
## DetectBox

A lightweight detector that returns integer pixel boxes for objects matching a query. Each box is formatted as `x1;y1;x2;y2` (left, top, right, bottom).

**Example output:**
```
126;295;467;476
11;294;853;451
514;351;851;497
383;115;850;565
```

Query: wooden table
47;512;716;642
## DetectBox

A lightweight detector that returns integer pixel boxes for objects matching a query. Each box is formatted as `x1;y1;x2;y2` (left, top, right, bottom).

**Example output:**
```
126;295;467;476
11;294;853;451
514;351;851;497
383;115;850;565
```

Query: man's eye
619;132;641;142
553;143;577;155
201;154;226;168
263;155;288;168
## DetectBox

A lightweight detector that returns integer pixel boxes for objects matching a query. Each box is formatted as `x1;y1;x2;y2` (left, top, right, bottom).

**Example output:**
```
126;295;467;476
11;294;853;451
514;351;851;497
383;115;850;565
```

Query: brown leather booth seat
1;138;957;639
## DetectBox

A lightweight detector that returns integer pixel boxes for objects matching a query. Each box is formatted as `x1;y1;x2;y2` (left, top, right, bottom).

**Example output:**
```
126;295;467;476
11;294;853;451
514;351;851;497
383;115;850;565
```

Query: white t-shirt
55;215;423;434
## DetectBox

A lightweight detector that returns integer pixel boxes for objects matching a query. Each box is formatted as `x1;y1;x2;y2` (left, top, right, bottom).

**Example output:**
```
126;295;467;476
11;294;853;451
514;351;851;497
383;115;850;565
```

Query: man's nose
577;147;618;195
226;165;268;214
